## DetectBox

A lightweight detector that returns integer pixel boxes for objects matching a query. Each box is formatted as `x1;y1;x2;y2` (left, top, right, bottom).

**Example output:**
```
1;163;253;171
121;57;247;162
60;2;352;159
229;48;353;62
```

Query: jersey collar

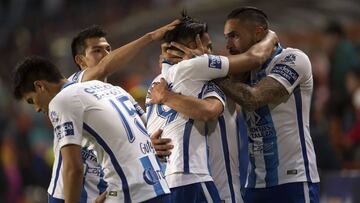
61;81;76;91
261;44;283;70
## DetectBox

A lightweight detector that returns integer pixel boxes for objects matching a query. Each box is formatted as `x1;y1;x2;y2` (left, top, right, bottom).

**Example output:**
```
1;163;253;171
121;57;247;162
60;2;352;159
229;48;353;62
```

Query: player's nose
226;40;233;51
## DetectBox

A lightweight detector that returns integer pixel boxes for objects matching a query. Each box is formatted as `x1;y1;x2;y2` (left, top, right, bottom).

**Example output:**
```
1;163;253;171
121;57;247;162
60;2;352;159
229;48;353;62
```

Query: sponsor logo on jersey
143;168;164;185
208;55;222;69
63;122;74;136
140;140;155;154
81;148;98;162
54;121;75;140
140;156;165;185
271;64;299;85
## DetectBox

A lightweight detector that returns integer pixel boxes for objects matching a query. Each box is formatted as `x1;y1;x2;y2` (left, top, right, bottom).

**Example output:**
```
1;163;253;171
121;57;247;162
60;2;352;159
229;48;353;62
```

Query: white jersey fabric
68;69;86;83
207;97;243;203
48;69;107;203
146;54;232;192
243;46;320;188
47;80;169;202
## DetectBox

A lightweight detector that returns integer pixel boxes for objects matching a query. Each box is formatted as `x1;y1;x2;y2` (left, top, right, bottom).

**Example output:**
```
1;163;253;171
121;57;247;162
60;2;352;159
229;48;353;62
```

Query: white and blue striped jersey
48;69;106;203
243;46;320;188
146;54;230;190
47;80;169;202
207;97;243;203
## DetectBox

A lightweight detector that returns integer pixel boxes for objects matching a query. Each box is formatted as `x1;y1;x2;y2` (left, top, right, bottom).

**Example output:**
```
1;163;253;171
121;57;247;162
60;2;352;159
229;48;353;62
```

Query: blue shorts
49;193;171;203
170;181;221;203
241;182;319;203
142;194;172;203
48;194;64;203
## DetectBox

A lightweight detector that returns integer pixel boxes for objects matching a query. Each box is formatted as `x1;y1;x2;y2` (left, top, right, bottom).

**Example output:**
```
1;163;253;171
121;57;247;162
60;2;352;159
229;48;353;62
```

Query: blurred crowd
0;0;360;202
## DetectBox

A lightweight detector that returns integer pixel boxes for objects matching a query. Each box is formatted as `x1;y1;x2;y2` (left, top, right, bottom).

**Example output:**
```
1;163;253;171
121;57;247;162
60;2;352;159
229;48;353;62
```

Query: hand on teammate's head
168;34;205;60
149;19;180;41
159;42;182;66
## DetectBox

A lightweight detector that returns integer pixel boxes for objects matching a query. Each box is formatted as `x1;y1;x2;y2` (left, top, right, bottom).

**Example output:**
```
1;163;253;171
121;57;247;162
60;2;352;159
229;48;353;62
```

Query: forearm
61;145;84;203
247;32;277;66
228;32;277;75
63;164;83;203
216;76;289;111
95;33;153;79
163;91;220;122
215;78;260;111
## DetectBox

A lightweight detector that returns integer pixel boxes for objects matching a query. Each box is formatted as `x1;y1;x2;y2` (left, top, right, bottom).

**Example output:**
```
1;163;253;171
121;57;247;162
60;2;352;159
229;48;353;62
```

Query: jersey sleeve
49;92;84;149
201;82;226;110
172;54;229;81
267;50;312;94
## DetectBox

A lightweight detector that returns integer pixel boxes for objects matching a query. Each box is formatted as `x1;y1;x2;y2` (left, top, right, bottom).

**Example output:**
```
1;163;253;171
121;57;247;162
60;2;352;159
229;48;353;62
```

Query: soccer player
47;22;175;203
68;20;179;83
214;7;320;203
156;7;320;203
146;14;277;203
13;56;171;203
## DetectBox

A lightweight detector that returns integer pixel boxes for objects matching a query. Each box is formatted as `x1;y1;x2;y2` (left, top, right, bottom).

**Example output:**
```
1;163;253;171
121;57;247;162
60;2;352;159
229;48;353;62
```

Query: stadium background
0;0;359;202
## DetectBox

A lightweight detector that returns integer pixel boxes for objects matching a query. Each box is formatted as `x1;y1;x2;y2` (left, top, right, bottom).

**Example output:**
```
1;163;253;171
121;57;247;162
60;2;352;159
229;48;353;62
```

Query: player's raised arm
227;30;278;75
169;30;278;77
82;20;180;81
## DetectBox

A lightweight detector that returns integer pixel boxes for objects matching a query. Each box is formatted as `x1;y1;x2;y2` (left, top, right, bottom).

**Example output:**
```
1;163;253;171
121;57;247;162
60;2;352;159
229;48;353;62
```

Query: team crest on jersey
50;111;60;124
281;54;296;64
208;55;222;69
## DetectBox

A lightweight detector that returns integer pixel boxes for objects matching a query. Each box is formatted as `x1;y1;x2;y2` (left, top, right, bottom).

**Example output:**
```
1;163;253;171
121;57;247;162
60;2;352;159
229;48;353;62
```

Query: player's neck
50;79;69;97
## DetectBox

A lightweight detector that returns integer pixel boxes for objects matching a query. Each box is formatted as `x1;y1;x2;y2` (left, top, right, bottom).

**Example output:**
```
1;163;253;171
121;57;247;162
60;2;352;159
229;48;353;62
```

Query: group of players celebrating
12;6;320;203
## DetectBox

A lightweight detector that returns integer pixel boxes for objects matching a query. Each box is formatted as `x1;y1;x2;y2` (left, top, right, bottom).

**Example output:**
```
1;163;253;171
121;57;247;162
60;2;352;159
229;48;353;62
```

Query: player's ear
33;80;45;92
187;41;197;49
75;55;87;69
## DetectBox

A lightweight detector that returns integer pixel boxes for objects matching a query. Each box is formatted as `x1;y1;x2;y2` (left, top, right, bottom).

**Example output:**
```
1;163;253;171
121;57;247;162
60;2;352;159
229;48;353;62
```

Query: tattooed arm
214;76;289;111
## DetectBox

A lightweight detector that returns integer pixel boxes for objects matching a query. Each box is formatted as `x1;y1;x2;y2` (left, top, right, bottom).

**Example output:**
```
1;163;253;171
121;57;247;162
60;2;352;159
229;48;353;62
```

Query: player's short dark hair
13;56;64;100
227;6;269;30
163;11;208;44
71;25;107;68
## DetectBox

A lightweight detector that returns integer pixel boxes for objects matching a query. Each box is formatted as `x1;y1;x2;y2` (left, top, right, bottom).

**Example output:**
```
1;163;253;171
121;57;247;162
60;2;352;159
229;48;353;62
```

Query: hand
149;78;169;104
159;42;182;66
148;20;180;41
167;34;205;59
94;191;107;203
267;30;279;46
150;129;173;162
